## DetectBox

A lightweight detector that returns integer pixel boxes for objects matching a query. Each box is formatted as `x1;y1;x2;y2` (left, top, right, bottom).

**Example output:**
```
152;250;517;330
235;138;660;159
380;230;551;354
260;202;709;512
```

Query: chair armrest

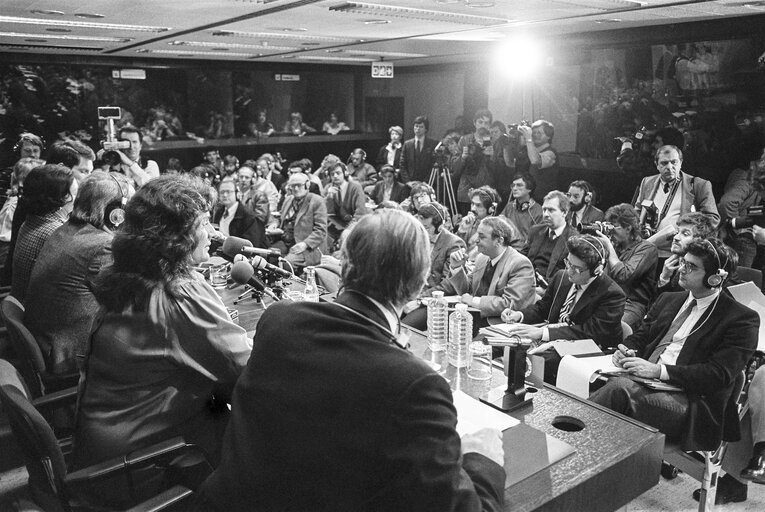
31;385;78;411
124;485;193;512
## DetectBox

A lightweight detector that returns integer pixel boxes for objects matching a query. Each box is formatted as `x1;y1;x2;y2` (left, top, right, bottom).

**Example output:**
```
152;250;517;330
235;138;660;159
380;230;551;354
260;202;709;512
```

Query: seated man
370;164;409;205
522;190;577;288
196;209;505;511
270;172;327;269
456;186;501;254
325;162;369;248
237;165;271;226
500;173;542;245
566;180;604;229
657;212;715;294
212;178;266;248
590;238;758;455
418;201;465;292
502;235;625;382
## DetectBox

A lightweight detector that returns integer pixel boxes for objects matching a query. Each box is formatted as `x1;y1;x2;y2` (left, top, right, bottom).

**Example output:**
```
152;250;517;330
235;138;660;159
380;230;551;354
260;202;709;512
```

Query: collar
225;202;239;217
550;223;566;238
660;171;682;185
366;295;400;334
689;288;720;308
489;247;507;267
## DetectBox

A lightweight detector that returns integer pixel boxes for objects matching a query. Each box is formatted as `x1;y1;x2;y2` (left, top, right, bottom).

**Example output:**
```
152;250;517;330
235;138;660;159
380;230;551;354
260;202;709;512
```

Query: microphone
222;236;281;259
230;261;279;301
251;255;293;279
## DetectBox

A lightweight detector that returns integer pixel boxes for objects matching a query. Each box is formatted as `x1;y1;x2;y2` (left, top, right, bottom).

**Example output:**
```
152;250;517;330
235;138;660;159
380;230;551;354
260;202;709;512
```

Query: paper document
452;390;519;437
556;354;616;398
727;282;765;351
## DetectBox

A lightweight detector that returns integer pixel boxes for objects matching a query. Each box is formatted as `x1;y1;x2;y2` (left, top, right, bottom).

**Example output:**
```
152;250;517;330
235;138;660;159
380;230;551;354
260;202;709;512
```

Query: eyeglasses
286;183;306;189
658;159;681;167
564;258;587;274
678;258;702;274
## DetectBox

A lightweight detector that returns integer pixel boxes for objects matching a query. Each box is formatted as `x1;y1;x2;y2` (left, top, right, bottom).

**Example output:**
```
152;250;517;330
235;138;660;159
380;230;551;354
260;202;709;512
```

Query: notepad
452;390;519;437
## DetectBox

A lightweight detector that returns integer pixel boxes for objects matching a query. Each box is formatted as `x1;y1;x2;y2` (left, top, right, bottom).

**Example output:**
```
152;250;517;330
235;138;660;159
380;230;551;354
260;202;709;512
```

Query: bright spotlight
493;36;543;80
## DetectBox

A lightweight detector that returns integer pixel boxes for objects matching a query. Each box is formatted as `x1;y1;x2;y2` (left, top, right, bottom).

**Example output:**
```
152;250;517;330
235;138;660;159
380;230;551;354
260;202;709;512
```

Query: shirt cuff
542;327;550;342
471;297;481;309
660;364;669;381
517;312;524;323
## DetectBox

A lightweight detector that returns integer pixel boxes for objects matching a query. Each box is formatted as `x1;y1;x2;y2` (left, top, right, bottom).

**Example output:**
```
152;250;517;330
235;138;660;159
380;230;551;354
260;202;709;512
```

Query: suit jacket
376;143;402;170
566;204;604;228
425;230;466;291
624;291;758;450
439;247;536;317
279;192;327;266
400;137;438;183
633;172;720;233
213;202;266;248
370;180;410;205
519;270;625;348
523;223;577;281
198;292;505;511
325;180;370;228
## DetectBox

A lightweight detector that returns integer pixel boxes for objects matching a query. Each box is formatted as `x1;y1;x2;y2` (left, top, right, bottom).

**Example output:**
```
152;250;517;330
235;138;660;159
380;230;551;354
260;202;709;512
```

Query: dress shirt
549;224;565;239
655;180;683;232
219;202;238;236
366;295;399;335
470;248;507;308
658;289;720;379
535;274;597;341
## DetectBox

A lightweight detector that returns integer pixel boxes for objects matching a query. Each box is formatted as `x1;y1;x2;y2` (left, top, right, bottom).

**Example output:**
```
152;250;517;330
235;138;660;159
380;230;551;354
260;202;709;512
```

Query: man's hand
449;247;468;268
754;225;765;245
500;309;521;323
461;428;504;467
518;125;532;141
661;254;680;282
482;145;494;157
460;293;473;305
502;323;543;341
621;357;661;379
289;241;308;254
459;211;476;230
612;343;636;367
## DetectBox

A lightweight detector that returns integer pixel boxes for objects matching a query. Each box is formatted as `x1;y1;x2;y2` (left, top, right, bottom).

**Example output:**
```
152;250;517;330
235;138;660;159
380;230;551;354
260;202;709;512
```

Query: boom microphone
230;261;280;301
251;255;293;279
222;236;281;259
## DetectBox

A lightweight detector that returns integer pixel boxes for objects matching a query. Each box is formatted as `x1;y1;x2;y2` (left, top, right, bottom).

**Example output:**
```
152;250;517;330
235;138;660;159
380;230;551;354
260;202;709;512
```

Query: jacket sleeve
399;144;411;183
694;179;720;229
303;198;328;250
519;270;561;323
717;169;752;222
382;373;505;512
608;242;658;287
547;284;625;349
623;295;666;354
478;256;535;317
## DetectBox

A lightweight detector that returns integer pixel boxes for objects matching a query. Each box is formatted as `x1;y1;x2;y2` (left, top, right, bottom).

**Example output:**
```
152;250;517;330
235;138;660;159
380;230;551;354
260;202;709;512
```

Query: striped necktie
647;299;697;363
558;285;580;324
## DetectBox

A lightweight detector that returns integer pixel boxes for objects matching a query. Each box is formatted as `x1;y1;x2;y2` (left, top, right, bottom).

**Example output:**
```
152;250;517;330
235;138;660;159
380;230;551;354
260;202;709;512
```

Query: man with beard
566;180;604;229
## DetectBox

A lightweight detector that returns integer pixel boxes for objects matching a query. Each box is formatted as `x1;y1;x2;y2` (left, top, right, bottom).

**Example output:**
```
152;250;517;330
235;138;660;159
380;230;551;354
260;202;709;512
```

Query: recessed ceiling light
296;55;373;62
326;49;344;53
151;49;260;57
465;1;495;7
363;19;390;25
1;31;131;42
168;40;298;51
29;9;65;16
594;18;622;23
277;27;307;32
434;0;460;4
46;28;71;32
0;15;170;32
74;13;105;19
211;30;352;43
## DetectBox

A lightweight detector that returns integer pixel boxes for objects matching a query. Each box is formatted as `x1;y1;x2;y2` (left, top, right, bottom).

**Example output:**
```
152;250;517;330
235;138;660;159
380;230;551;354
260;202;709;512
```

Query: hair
341;209;430;306
11;157;44;190
605;203;641;242
288;160;307;173
480;216;517;247
685;238;735;277
409;182;435;201
299;158;313;172
92;175;208;313
512;173;536;193
543;190;569;213
388;125;404;138
190;165;216;182
568;235;606;273
490;121;507;133
242;159;259;170
470;185;500;214
676;212;714;239
45;142;81;169
223;154;239;167
70;171;130;229
654;144;684;163
532;119;555;142
413;115;429;131
473;109;493;124
118;125;142;140
417;201;447;230
21;164;74;216
165;157;184;173
15;132;44;153
379;164;395;177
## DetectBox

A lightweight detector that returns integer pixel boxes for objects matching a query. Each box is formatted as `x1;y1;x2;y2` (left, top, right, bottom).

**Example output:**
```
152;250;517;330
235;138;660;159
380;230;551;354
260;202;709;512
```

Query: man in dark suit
399;115;438;183
370;164;409;205
417;201;465;292
197;209;505;511
590;238;758;454
212;178;266;248
523;190;577;287
325;162;370;248
502;234;625;382
566;180;604;229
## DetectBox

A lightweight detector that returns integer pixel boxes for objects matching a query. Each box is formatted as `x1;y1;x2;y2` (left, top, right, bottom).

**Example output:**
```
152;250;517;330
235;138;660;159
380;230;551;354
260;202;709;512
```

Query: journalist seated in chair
589;238;758;502
656;212;716;294
501;235;626;383
24;171;132;375
212;178;267;249
73;176;252;478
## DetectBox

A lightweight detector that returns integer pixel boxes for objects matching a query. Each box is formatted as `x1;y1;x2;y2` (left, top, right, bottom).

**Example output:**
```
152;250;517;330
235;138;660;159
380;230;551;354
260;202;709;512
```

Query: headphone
515;200;530;212
421;202;446;228
106;173;127;228
349;148;366;161
577;235;607;276
700;239;729;288
332;162;350;178
473;187;499;216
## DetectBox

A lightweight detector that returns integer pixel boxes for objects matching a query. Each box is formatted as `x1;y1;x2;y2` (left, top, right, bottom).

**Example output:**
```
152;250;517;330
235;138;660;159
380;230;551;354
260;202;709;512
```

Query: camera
507;120;531;139
728;205;765;229
98;106;130;156
433;143;449;166
579;221;615;237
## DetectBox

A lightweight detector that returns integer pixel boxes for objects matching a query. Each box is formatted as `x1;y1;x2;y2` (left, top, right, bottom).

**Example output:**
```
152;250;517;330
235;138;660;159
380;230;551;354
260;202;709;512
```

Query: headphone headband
576;236;606;270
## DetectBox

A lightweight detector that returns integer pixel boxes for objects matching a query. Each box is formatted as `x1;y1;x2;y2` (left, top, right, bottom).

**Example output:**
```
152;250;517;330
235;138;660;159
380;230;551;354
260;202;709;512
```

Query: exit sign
371;62;394;79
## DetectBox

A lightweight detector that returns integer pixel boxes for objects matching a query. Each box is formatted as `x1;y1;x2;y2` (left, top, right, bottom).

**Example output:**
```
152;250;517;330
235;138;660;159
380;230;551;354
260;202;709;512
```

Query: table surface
219;283;665;512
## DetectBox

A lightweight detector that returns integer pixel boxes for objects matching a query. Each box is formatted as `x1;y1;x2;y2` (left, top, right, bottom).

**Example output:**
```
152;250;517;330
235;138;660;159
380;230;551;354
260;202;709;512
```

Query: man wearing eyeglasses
590;238;758;503
632;145;718;258
501;235;625;382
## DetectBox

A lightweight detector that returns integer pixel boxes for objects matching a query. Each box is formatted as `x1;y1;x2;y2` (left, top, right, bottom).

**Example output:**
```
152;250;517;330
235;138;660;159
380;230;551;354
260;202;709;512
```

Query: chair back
1;296;47;397
736;266;763;290
620;321;633;339
0;358;69;512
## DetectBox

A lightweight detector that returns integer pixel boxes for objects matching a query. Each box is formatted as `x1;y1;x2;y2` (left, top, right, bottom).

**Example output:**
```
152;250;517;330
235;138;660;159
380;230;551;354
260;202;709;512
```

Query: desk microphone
230;261;279;301
222;236;281;259
251;255;293;279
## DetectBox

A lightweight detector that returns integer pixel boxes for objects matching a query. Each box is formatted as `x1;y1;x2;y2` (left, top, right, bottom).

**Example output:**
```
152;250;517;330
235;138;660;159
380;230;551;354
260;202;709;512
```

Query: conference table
218;283;665;512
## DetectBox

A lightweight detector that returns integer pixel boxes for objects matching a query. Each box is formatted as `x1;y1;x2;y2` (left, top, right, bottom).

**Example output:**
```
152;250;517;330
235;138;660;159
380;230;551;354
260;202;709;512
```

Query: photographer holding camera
515;120;558;200
616;125;684;177
99;125;159;188
586;204;658;329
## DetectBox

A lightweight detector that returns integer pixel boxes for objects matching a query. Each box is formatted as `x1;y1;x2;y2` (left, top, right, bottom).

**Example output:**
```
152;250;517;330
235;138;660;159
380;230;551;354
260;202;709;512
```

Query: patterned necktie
647;299;697;363
558;285;580;324
476;260;496;297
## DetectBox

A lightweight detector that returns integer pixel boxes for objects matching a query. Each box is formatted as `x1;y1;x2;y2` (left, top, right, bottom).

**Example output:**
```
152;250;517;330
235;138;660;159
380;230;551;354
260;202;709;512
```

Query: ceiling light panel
0;31;131;42
0;15;171;32
169;40;300;51
328;2;510;26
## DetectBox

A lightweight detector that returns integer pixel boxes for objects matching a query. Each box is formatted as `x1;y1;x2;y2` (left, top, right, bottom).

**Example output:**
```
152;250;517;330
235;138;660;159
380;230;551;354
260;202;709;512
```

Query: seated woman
283;112;316;136
73;175;251;475
321;112;349;135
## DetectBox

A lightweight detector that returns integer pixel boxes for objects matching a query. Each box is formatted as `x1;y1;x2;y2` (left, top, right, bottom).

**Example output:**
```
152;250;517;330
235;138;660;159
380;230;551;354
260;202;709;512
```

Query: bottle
303;266;319;302
448;303;472;368
426;291;448;352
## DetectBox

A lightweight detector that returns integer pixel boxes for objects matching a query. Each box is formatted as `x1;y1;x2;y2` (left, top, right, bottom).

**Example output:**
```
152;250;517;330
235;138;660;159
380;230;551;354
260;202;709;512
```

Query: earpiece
515;200;530;212
106;173;127;228
701;239;729;288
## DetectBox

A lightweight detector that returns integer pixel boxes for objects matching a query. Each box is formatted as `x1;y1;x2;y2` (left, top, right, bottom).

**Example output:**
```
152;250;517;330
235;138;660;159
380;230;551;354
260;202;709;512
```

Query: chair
0;359;204;511
1;296;78;398
736;266;763;290
620;320;633;339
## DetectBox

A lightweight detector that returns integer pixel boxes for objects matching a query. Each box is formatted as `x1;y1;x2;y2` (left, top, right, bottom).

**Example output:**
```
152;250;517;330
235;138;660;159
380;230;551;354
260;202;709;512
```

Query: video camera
579;221;615;237
612;124;658;154
98;106;130;168
728;205;765;229
507;120;531;139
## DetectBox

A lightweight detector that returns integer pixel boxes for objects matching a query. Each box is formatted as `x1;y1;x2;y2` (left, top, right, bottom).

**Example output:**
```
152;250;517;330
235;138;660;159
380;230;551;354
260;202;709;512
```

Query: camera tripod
427;162;458;218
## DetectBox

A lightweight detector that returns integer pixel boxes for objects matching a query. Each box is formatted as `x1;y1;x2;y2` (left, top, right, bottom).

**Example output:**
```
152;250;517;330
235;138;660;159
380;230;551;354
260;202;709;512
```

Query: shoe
741;452;765;484
692;474;747;504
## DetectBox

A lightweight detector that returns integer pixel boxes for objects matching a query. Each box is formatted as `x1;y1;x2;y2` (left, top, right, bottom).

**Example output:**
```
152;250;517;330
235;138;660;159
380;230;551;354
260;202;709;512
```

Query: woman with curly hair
72;176;251;502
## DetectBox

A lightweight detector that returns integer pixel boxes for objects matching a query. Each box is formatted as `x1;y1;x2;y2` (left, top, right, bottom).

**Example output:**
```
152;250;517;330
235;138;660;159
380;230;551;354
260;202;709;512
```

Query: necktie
416;140;421;153
647;299;697;363
571;213;578;228
548;228;556;240
558;285;580;324
476;260;496;297
663;182;670;194
222;208;229;219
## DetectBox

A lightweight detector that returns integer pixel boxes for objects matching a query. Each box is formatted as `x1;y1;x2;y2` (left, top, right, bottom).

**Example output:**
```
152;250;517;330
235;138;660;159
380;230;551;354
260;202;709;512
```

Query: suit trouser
750;367;765;445
589;376;689;440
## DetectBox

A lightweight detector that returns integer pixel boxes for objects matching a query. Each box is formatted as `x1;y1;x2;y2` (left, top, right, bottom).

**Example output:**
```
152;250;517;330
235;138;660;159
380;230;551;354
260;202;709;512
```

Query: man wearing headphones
502;235;625;382
457;186;501;254
500;174;542;245
325;162;370;249
523;190;578;288
25;172;131;375
347;148;378;191
632;144;719;258
213;178;266;248
566;180;604;229
590;238;758;503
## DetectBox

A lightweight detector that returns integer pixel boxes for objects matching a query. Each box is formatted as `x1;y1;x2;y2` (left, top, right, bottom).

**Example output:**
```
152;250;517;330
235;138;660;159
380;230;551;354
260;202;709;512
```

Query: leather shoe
741;452;765;484
692;474;747;504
